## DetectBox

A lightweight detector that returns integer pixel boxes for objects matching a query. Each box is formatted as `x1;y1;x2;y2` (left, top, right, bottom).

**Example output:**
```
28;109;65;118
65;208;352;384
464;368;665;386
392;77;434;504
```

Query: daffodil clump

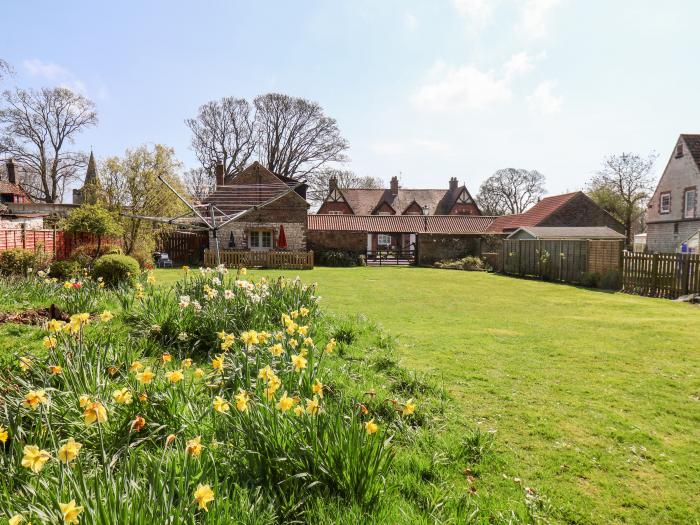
0;268;415;522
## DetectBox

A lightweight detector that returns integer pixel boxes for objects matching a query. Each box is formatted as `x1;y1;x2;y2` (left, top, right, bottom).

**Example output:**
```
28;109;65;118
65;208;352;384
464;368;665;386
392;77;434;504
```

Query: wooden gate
157;231;209;264
622;251;700;298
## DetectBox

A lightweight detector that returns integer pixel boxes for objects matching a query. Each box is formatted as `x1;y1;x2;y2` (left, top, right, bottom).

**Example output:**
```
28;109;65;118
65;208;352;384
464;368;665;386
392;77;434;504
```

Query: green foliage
434;255;486;271
580;271;600;288
0;248;48;276
62;204;123;243
92;254;140;287
317;250;360;267
69;243;122;267
600;269;621;290
49;259;83;280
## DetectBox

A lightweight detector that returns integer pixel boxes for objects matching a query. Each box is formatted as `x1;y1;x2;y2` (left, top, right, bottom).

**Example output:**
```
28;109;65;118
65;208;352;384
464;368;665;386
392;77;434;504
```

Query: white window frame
660;192;671;214
249;230;273;251
684;189;696;219
377;233;392;246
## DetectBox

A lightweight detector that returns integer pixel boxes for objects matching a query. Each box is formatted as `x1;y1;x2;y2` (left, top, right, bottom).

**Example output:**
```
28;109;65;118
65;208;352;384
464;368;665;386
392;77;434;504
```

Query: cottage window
249;230;272;250
328;210;342;215
684;189;696;219
676;143;684;157
660;192;671;214
377;234;392;246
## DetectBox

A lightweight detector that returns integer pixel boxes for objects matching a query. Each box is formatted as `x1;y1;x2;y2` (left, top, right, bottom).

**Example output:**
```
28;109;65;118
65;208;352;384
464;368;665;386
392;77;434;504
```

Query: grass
154;267;700;524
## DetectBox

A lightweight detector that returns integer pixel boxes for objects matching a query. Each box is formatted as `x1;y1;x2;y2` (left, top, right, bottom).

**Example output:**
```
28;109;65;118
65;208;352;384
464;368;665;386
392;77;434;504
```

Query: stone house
486;191;624;236
202;162;309;252
646;134;700;252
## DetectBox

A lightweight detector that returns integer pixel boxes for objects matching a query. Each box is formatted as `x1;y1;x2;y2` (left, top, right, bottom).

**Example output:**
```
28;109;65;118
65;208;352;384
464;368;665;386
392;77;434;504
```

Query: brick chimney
214;162;224;187
6;159;16;184
329;175;338;191
449;177;458;191
390;175;399;196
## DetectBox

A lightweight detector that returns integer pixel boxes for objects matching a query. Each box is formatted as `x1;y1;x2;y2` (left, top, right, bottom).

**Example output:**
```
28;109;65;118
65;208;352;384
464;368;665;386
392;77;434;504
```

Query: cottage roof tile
486;192;580;233
308;214;495;233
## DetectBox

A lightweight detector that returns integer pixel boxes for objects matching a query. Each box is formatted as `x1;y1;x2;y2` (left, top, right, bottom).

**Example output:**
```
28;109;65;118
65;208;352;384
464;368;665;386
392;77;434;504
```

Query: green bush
434;255;485;271
600;269;621;290
91;253;140;286
69;243;122;267
49;259;83;280
0;248;39;276
580;271;600;288
317;250;360;267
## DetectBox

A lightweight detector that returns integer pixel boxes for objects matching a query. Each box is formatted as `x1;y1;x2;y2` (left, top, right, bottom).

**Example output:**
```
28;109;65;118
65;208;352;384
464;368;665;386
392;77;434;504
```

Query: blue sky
3;0;700;201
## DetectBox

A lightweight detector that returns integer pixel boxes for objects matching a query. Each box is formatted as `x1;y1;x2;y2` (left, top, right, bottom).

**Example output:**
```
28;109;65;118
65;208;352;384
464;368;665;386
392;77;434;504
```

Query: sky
2;0;700;202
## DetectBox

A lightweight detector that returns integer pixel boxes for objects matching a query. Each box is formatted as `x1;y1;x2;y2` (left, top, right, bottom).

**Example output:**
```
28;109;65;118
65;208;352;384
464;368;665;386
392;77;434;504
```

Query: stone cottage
202;162;309;252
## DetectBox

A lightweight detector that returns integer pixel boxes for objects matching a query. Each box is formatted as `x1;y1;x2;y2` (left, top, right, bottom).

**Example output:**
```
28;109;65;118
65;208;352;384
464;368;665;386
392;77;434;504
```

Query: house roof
337;187;473;215
308;214;495;234
486;192;580;233
0;180;28;196
507;226;625;240
681;134;700;169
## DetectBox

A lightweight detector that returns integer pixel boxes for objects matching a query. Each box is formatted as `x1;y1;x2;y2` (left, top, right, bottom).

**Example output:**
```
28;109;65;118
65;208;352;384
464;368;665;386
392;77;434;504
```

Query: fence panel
622;251;700;298
204;250;314;270
502;239;591;284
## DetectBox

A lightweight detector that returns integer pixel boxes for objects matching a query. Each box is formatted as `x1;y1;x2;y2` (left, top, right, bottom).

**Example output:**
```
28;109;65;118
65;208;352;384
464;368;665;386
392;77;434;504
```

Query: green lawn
157;267;700;524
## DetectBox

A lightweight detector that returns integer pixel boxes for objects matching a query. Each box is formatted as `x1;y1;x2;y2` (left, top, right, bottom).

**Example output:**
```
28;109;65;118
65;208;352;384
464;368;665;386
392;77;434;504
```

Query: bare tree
305;168;383;207
185;97;255;181
254;93;348;179
182;166;215;202
588;152;657;244
476;168;546;215
0;87;97;202
0;59;13;81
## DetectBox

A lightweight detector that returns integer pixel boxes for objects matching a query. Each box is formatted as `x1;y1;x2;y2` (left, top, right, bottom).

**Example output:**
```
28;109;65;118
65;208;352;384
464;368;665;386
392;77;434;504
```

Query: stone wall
416;234;481;266
646;219;700;252
0;217;44;230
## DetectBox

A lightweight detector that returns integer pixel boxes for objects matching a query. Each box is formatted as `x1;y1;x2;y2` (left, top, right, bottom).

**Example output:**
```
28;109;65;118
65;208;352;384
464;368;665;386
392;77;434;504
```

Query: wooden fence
501;239;623;284
622;251;700;298
157;231;209;264
0;229;116;260
204;249;314;269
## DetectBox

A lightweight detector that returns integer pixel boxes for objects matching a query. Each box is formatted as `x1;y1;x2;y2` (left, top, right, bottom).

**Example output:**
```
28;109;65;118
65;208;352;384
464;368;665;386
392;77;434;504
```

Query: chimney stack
214;162;224;187
6;159;16;185
449;177;458;191
329;175;338;192
390;175;399;195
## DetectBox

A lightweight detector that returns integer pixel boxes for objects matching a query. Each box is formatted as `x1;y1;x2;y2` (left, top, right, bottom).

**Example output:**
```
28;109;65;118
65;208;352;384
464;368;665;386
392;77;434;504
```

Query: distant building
646;134;700;252
317;175;481;216
72;151;99;205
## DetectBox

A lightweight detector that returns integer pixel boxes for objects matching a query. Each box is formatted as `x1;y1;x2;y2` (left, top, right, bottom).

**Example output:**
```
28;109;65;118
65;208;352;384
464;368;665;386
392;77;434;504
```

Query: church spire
85;150;97;184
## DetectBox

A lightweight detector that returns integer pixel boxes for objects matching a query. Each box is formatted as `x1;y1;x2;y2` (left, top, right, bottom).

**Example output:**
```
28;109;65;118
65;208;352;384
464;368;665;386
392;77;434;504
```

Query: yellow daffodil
285;323;297;335
235;390;249;412
305;396;320;415
312;379;324;398
8;514;24;525
213;396;230;413
161;353;172;364
193;483;215;511
303;337;314;347
288;338;298;349
49;365;63;375
186;436;203;457
239;267;247;275
18;356;32;371
78;395;91;408
297;325;308;336
269;343;284;356
166;370;184;383
194;368;205;379
0;425;8;444
182;265;190;273
63;281;73;289
241;330;259;346
300;347;309;358
59;500;83;524
290;310;299;319
182;358;193;368
146;273;156;285
112;388;133;405
299;307;309;316
257;331;269;344
365;419;379;435
138;391;148;402
43;336;57;349
83;401;108;425
277;392;294;412
324;339;337;354
211;354;225;372
136;367;155;384
402;399;416;416
23;389;49;410
264;376;281;401
58;438;82;464
291;354;307;371
258;365;274;382
99;310;114;322
21;445;51;473
293;405;305;416
129;360;143;372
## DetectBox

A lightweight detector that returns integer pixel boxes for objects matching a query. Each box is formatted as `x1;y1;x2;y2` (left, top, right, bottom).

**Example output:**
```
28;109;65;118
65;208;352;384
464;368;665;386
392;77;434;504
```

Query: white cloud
413;51;540;112
520;0;561;39
403;12;418;31
23;58;87;94
452;0;494;25
527;81;562;115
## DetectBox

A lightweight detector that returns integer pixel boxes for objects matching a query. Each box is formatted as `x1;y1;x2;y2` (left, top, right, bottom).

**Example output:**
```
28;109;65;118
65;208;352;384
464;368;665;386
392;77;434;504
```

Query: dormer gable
402;200;424;215
372;200;396;215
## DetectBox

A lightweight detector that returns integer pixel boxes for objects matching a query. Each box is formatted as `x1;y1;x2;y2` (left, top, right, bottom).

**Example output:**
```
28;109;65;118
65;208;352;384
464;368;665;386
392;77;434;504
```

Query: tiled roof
681;134;700;169
507;226;625;239
486;192;580;233
338;187;469;215
0;180;28;197
308;214;495;233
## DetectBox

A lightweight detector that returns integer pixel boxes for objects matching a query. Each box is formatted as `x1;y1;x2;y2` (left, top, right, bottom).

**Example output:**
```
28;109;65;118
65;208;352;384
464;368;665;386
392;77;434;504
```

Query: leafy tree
587;152;657;244
0;87;97;202
97;144;188;258
477;168;546;215
62;204;123;259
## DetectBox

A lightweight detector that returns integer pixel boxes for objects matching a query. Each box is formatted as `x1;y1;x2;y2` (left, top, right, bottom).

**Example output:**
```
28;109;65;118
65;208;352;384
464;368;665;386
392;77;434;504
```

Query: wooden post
650;253;659;296
680;254;690;296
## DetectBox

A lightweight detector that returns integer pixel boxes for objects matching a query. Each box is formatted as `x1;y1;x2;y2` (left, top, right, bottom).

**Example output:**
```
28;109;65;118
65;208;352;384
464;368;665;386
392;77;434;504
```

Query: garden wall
307;230;366;254
415;234;481;266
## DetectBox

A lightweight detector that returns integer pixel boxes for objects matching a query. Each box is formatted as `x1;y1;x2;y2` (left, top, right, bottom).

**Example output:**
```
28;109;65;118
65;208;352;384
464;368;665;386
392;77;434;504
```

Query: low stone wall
416;234;481;266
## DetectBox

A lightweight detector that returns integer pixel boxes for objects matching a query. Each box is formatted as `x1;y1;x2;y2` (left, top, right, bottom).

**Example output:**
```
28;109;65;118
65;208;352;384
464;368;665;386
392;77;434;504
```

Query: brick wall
448;203;481;215
308;230;366;253
541;193;625;234
416;233;481;266
587;240;623;274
